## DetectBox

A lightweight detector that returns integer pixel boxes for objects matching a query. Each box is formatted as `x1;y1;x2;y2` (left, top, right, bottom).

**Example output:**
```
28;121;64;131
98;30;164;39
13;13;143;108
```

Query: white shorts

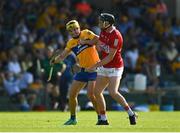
97;67;124;78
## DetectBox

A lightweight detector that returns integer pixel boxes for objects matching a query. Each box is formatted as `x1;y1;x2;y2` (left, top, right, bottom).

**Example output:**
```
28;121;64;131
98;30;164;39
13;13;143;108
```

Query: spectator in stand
118;15;134;36
14;19;30;45
18;68;37;109
0;71;30;111
171;18;180;37
7;50;22;75
156;0;168;16
124;43;139;73
75;1;92;16
143;52;160;92
161;39;178;73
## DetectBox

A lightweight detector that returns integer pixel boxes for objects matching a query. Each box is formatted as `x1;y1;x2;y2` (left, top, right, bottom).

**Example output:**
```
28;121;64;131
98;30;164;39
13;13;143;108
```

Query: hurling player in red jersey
84;13;137;125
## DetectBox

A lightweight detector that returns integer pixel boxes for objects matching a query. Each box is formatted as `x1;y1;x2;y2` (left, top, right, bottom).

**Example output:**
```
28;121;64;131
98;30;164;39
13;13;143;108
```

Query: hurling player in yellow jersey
50;20;100;125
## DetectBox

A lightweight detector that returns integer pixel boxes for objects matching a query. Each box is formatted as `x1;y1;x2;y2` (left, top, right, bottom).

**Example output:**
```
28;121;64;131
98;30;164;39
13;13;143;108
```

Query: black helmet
99;13;115;25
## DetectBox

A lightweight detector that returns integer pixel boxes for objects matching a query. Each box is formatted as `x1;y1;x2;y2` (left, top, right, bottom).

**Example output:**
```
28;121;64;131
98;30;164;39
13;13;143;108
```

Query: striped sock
100;111;107;121
124;106;134;116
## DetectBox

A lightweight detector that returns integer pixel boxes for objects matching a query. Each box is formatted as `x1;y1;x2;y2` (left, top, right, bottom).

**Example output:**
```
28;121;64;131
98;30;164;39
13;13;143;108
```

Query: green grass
0;111;180;132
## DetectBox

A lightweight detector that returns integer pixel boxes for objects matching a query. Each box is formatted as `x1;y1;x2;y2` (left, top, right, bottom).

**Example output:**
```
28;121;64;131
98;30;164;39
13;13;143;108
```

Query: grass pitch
0;111;180;132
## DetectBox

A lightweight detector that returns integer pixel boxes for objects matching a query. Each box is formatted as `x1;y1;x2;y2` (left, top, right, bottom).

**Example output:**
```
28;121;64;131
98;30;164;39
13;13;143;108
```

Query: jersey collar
105;26;115;33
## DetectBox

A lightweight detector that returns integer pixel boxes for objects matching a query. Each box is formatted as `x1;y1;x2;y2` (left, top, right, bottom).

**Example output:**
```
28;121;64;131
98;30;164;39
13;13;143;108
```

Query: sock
100;115;107;121
70;115;76;120
124;106;134;116
100;110;107;121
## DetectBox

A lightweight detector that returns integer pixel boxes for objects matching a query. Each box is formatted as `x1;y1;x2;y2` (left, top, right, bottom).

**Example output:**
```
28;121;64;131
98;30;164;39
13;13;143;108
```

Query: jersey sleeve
65;40;72;51
83;29;96;40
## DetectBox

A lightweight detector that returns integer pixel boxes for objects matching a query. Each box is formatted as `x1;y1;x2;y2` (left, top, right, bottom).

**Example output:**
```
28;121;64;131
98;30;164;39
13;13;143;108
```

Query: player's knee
69;91;78;99
87;92;94;100
109;90;118;98
94;91;101;98
94;88;101;95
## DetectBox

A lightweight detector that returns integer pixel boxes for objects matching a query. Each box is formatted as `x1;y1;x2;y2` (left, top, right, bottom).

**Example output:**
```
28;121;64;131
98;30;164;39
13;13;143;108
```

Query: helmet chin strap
103;21;111;30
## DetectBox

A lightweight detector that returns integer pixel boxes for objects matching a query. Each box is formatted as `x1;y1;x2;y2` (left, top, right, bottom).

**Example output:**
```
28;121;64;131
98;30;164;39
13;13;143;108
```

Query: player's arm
89;36;121;69
95;37;120;67
50;49;70;65
92;47;117;68
80;35;103;52
54;49;70;63
79;29;99;45
50;39;74;65
79;35;99;45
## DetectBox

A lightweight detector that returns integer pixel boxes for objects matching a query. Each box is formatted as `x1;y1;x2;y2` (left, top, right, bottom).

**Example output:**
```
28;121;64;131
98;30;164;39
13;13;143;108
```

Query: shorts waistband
81;68;85;72
81;68;97;72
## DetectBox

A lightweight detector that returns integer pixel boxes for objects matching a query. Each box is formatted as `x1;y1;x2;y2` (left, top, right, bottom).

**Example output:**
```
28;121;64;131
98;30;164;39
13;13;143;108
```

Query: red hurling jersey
99;26;124;68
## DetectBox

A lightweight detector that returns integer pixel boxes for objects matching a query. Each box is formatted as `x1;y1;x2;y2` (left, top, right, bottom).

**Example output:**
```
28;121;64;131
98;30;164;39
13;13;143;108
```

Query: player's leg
64;80;86;125
86;81;99;115
108;76;137;125
94;76;109;125
69;80;86;115
85;71;100;119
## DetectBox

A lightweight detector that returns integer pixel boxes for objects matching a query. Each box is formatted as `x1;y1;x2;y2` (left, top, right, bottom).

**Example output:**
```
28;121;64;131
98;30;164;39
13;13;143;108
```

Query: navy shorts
74;68;97;82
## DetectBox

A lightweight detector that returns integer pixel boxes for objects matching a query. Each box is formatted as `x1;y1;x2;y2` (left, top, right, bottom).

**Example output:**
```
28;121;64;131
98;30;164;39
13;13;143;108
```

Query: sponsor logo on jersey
71;44;92;55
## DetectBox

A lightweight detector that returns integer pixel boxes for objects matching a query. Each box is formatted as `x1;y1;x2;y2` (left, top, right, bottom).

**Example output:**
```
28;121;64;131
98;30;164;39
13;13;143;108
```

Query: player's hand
87;65;96;72
79;39;87;45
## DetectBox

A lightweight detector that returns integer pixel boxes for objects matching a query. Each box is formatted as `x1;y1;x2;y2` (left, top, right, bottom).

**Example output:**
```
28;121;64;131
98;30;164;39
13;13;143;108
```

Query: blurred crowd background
0;0;180;112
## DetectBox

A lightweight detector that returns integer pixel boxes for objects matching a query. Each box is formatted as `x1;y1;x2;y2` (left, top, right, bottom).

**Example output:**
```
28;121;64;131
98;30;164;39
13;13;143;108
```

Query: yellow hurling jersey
65;29;100;68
